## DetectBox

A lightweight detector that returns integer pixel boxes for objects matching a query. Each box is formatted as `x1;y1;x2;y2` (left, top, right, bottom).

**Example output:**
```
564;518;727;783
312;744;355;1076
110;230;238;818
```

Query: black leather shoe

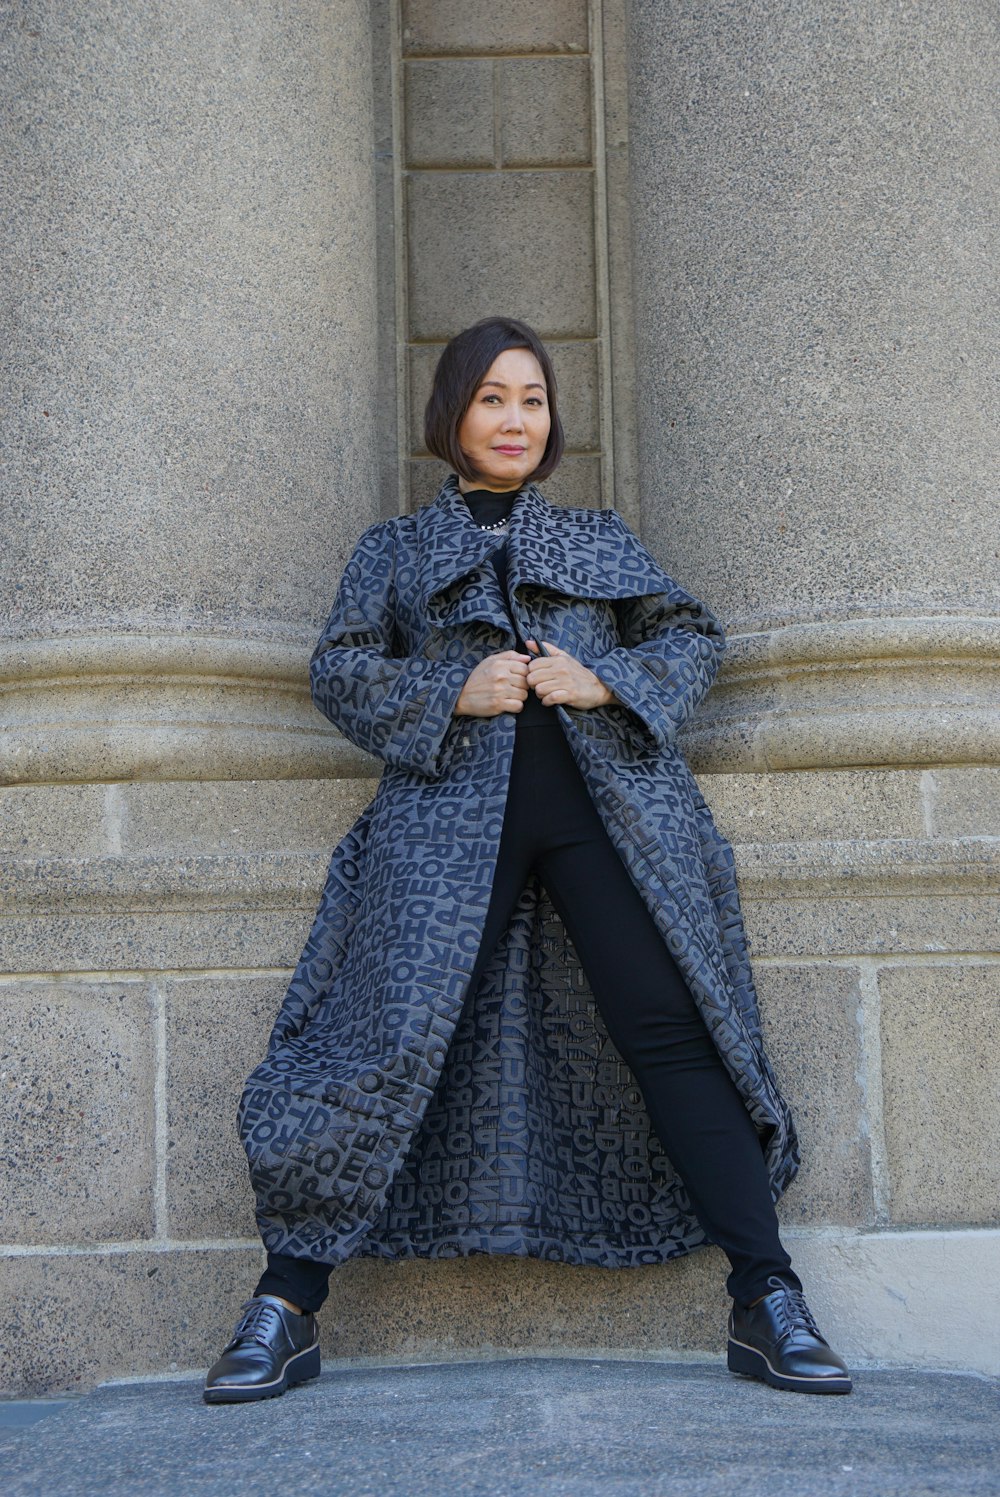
203;1294;320;1404
727;1276;852;1394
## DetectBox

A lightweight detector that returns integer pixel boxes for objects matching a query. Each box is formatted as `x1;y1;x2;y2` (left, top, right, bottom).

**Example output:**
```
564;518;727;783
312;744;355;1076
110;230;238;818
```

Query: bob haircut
424;316;565;485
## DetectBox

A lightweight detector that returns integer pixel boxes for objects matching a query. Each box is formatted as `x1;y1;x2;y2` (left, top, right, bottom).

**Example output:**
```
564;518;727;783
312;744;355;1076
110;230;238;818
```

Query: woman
204;317;852;1402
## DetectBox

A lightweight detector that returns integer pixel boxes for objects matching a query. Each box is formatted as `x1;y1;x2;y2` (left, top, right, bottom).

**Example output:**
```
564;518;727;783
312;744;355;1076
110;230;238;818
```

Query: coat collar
416;473;676;615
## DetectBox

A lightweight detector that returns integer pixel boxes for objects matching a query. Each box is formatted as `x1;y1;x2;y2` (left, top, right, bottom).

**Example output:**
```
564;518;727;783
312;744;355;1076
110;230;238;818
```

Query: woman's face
456;347;552;492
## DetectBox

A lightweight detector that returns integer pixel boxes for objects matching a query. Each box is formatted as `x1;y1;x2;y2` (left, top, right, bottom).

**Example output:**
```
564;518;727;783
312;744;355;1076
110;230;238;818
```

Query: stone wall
1;0;997;1394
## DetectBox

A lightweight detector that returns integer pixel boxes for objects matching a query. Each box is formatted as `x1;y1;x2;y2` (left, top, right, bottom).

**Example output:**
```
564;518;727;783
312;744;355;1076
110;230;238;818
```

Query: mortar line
921;768;939;838
857;959;890;1225
390;0;409;516
0;968;294;985
103;783;123;856
4;1224;997;1259
401;49;592;62
492;57;501;168
408;162;596;175
151;981;169;1241
1;1238;263;1258
589;0;615;508
745;952;1000;967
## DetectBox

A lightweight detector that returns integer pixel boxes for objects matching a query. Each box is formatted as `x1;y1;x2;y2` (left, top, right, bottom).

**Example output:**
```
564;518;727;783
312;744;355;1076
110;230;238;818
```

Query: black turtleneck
461;487;555;728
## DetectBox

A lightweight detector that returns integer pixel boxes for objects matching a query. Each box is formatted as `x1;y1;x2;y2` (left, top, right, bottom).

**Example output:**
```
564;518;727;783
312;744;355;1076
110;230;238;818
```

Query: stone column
627;0;999;773
1;0;378;783
0;0;380;1396
626;1;1000;1375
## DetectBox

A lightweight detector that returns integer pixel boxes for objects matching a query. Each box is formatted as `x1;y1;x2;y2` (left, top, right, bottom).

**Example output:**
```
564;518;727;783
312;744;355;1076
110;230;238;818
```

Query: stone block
117;778;375;856
164;976;286;1239
0;1246;263;1395
880;964;1000;1224
405;59;495;168
0;785;110;857
402;0;588;56
0;983;155;1244
744;891;1000;960
500;58;592;167
754;965;873;1225
321;1248;729;1362
549;340;601;451
698;769;925;845
408;339;600;458
407;171;596;341
0;906;314;979
408;454;603;515
930;767;1000;837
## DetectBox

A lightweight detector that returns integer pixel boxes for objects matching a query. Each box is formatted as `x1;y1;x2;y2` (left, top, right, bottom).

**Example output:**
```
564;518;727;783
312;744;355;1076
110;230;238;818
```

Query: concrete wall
1;0;997;1393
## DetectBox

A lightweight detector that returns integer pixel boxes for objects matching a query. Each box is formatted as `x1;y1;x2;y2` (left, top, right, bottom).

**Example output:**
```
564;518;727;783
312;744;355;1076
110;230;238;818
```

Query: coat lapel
417;473;678;624
415;475;513;634
507;484;677;600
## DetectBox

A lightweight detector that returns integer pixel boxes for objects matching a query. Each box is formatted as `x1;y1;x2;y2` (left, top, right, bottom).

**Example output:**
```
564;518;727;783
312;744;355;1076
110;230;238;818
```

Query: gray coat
238;475;799;1268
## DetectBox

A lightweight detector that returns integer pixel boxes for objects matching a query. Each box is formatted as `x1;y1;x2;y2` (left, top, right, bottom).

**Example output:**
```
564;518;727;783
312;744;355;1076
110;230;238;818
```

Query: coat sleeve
309;520;472;779
582;510;726;751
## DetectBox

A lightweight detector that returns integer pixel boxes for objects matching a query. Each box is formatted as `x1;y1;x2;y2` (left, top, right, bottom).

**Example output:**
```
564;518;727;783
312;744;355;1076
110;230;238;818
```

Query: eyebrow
478;380;546;391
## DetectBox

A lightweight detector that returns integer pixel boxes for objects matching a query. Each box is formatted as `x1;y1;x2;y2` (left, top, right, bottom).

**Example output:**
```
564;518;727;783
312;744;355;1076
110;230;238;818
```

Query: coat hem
348;1221;714;1269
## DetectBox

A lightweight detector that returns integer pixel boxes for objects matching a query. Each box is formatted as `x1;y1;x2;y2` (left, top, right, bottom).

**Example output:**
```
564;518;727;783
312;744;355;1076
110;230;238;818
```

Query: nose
501;402;524;432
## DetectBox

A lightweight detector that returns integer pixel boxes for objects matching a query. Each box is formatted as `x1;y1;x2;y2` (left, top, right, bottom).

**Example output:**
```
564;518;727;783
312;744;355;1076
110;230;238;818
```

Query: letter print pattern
238;476;799;1266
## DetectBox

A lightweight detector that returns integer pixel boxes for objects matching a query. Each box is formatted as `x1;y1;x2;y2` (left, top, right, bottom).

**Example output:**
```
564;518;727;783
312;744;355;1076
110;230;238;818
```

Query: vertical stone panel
406;173;597;342
499;58;594;166
397;2;608;510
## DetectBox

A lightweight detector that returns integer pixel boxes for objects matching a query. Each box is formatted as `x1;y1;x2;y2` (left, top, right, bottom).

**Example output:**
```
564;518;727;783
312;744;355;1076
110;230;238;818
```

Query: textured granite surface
2;0;378;640
1;1359;997;1496
627;0;1000;633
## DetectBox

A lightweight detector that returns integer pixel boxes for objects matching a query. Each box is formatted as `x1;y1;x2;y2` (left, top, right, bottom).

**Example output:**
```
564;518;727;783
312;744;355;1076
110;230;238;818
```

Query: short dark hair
423;316;565;484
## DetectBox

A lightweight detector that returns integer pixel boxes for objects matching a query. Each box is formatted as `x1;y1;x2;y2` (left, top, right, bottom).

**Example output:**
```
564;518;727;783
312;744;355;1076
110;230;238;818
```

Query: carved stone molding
0;635;376;785
685;617;1000;772
3;617;998;784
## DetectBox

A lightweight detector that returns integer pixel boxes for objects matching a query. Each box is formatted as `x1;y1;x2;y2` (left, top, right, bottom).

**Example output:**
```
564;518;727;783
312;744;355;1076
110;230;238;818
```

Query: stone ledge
0;634;375;785
2;838;997;917
5;619;999;782
2;1228;997;1394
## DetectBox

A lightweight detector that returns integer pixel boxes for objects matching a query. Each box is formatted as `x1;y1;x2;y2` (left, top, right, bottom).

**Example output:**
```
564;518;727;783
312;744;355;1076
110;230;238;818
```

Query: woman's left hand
524;640;618;710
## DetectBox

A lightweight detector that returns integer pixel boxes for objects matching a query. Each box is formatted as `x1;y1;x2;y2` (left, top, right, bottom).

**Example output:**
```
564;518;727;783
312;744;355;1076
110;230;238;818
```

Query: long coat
238;474;799;1269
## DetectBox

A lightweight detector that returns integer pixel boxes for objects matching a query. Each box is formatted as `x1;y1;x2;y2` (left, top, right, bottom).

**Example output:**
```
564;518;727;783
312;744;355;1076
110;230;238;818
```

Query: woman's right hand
454;651;532;717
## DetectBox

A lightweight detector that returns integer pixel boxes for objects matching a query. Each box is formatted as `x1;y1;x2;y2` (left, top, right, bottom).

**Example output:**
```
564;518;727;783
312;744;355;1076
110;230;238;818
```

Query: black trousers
257;720;800;1313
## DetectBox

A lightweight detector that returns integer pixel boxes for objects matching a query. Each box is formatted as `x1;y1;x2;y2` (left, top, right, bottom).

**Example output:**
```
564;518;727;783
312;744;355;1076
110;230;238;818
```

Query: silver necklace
477;516;509;532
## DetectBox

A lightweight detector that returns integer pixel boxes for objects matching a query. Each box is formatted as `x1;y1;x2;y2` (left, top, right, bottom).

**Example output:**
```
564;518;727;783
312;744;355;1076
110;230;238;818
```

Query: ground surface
1;1355;997;1496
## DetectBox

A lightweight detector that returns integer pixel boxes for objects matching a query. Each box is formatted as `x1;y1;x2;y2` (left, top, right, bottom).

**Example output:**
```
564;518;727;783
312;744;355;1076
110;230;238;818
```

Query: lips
493;445;526;454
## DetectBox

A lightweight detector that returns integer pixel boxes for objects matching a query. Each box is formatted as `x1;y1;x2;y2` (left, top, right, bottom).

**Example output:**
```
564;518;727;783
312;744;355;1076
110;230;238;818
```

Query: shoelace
231;1298;285;1347
767;1284;823;1342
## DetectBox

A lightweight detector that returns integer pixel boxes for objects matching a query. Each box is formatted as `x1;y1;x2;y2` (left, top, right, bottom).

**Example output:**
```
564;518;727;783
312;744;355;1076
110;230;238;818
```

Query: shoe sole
202;1342;321;1405
727;1336;852;1394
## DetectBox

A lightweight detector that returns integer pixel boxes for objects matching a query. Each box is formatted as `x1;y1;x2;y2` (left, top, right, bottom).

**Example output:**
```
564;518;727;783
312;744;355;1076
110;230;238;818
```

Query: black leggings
257;721;800;1313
